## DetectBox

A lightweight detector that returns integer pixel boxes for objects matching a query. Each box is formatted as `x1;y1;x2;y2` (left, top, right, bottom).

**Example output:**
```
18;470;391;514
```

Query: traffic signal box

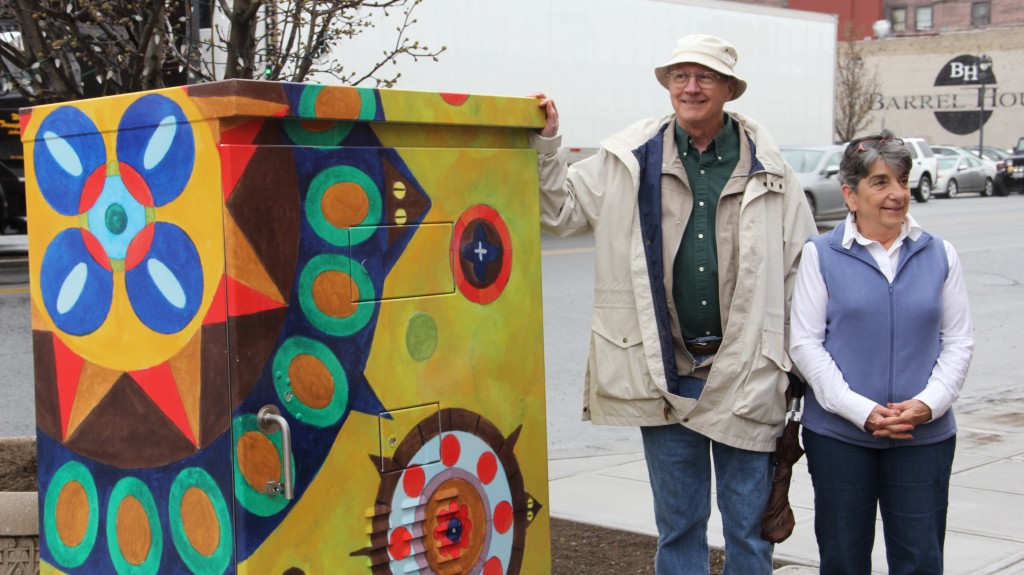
21;80;550;574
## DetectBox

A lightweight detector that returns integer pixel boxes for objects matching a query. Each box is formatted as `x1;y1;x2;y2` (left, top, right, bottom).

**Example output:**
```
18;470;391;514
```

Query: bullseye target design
305;165;381;247
353;408;543;574
169;467;233;575
298;253;375;336
43;460;99;569
232;414;295;517
283;84;377;146
451;205;512;304
271;336;349;427
105;477;163;575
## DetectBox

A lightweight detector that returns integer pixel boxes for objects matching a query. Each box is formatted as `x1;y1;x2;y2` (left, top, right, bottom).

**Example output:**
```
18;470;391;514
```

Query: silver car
781;145;848;221
934;154;996;198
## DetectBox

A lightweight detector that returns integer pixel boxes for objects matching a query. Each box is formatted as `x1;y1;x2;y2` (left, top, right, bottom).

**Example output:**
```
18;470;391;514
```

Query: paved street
0;233;30;438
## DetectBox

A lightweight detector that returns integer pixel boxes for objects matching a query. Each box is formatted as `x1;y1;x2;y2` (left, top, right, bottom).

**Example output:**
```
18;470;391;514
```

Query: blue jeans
641;417;774;575
802;429;955;575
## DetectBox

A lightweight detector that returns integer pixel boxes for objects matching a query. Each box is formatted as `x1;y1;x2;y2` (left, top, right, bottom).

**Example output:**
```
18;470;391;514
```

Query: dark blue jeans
641;419;774;575
802;428;956;575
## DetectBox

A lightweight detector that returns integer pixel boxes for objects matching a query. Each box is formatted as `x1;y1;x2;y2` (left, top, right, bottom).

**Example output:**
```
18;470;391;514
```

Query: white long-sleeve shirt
789;213;975;430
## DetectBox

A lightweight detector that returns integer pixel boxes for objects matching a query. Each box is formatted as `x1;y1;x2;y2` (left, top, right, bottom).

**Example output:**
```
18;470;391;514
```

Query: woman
789;130;974;575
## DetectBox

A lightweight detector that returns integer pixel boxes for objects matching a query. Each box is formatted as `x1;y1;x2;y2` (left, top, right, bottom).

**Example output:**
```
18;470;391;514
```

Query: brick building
732;0;1024;36
884;0;1024;35
730;0;1023;147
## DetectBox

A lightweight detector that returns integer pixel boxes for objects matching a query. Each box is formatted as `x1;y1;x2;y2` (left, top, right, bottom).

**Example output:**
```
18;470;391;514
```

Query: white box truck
325;0;838;152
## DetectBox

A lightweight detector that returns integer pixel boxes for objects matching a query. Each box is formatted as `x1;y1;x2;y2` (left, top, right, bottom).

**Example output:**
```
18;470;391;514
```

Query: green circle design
305;165;382;247
168;467;232;575
354;86;377;120
298;253;375;336
231;414;294;517
106;204;128;234
106;476;163;575
283;118;354;147
272;336;349;427
43;460;99;569
406;312;439;361
283;85;376;145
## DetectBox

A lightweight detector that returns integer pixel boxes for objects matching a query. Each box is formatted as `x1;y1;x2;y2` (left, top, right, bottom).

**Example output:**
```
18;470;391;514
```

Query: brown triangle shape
65;374;197;469
32;330;61;442
200;322;231;446
383;157;431;245
65;362;121;440
227;307;289;407
225;146;301;301
224;210;286;305
167;332;204;445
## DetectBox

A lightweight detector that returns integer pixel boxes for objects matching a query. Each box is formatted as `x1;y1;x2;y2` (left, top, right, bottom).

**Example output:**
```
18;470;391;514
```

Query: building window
916;6;933;31
196;0;213;28
891;7;907;32
972;2;991;26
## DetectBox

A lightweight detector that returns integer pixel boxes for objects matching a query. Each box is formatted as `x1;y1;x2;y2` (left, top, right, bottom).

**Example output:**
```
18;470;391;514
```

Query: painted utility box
21;80;549;575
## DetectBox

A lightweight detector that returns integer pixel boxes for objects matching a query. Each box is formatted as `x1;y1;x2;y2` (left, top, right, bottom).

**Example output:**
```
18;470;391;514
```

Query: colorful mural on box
23;80;549;575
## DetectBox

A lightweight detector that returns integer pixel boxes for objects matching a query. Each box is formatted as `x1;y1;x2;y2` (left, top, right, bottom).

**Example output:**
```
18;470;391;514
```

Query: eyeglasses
855;137;904;152
666;70;723;88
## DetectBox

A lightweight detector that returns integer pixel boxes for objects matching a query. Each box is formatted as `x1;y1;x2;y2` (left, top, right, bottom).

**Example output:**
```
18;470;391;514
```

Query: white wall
319;0;837;147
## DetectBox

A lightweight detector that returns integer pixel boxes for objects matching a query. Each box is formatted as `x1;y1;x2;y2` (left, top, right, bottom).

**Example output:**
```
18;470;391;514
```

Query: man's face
667;63;735;133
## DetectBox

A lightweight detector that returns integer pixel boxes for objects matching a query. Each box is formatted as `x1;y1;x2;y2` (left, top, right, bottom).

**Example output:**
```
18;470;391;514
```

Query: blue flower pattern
35;95;203;336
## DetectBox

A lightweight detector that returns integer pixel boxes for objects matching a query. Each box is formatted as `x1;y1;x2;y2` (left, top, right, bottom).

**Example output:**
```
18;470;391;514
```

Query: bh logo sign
933;54;996;135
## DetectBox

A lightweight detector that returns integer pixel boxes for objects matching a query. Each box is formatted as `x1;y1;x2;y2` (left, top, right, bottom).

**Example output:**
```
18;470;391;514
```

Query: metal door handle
257;405;294;500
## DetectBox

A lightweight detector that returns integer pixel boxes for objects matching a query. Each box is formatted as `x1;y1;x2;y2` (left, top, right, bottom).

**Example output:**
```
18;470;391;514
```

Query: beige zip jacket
532;111;817;452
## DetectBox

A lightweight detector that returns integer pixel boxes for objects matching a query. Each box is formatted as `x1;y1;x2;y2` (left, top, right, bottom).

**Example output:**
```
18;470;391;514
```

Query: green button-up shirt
672;115;740;341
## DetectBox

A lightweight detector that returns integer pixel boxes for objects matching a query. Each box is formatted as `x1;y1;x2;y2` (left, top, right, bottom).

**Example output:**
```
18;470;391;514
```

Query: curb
0;492;38;536
0;492;39;574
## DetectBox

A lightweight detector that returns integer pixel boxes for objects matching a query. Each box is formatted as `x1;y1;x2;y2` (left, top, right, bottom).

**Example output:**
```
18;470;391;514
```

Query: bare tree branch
834;24;881;143
0;0;445;103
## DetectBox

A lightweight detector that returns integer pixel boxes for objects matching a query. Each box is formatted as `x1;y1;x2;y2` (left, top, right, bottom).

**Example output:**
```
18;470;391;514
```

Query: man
532;35;816;573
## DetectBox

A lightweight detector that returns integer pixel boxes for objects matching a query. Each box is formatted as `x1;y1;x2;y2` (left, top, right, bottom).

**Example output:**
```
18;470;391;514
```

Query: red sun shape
441;93;471;106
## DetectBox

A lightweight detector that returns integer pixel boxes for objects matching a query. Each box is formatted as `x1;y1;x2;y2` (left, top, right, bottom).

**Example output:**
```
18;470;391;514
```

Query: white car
934;154;996;198
903;138;938;203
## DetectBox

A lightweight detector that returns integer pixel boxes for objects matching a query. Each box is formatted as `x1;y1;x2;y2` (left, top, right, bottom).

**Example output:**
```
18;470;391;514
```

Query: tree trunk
13;0;78;101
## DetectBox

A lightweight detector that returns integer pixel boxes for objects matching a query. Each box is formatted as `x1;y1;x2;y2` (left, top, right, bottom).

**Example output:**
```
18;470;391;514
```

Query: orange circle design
236;432;282;492
116;496;152;565
181;486;221;557
322;181;370;228
55;481;89;548
315;88;363;119
288;354;336;409
312;270;359;318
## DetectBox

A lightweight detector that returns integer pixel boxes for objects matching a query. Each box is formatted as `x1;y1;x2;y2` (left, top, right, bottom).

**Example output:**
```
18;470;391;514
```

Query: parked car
1002;137;1024;195
781;145;848;221
964;145;1012;195
933;144;979;160
965;145;1011;163
933;144;1003;193
933;144;1000;171
903;137;937;203
934;154;996;198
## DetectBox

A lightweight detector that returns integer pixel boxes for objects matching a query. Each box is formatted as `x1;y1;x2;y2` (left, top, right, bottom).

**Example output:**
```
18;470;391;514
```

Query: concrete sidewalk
548;402;1024;574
